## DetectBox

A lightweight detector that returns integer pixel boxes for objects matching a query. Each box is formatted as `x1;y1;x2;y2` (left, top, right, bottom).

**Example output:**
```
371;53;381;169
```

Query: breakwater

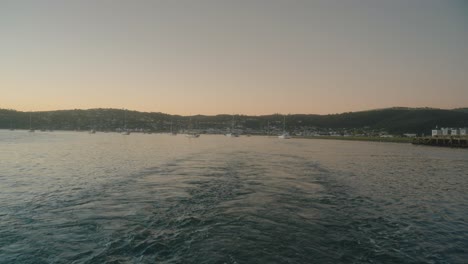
412;136;468;148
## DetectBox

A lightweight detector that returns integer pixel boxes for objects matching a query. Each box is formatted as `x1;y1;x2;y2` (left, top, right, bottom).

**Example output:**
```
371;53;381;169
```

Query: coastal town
1;108;467;148
1;108;467;138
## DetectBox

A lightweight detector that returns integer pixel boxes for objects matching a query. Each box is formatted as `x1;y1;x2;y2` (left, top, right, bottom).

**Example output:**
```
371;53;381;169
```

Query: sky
1;0;467;115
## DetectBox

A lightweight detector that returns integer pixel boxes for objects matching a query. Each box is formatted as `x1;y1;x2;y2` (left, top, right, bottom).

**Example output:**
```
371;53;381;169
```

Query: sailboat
170;120;177;135
28;112;35;132
89;114;97;134
266;120;270;136
122;109;130;135
278;115;291;139
225;115;239;137
186;117;200;138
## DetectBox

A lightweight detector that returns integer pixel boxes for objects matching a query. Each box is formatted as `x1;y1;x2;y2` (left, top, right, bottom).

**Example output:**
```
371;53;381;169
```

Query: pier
412;137;468;148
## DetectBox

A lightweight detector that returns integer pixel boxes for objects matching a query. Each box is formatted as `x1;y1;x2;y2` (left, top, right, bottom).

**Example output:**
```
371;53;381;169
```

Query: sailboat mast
283;116;286;133
267;120;270;136
29;112;32;130
231;115;234;132
123;109;127;130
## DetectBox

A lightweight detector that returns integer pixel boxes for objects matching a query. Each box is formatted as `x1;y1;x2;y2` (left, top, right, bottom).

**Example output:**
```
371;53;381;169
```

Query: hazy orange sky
1;0;467;115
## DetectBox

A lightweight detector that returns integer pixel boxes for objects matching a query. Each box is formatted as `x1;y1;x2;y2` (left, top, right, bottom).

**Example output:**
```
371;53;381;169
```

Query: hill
0;107;467;134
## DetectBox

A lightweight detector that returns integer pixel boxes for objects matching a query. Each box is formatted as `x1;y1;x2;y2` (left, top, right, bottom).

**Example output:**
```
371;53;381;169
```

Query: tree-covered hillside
0;108;467;134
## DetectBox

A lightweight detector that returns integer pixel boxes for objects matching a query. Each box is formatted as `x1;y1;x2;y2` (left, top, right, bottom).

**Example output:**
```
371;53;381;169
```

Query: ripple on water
0;133;467;263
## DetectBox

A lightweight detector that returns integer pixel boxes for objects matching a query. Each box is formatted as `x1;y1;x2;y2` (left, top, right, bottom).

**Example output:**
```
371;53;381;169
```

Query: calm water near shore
1;130;467;263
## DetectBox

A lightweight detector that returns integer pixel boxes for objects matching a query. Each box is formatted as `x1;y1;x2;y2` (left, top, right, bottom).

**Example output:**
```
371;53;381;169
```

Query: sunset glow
1;0;467;115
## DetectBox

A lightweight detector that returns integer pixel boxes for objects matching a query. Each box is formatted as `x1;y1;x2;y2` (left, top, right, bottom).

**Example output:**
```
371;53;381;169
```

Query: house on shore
432;127;467;137
432;129;442;137
460;128;467;136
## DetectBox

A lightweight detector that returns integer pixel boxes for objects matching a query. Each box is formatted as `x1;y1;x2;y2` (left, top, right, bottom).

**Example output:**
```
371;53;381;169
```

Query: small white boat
225;115;239;137
89;129;96;134
278;115;291;139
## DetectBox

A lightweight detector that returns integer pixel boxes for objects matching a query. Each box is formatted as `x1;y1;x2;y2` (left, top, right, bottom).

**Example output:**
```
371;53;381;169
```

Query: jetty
412;136;468;148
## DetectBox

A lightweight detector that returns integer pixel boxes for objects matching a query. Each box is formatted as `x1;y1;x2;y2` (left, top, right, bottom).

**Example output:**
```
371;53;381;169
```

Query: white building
432;129;442;137
460;128;467;136
441;128;450;136
432;127;467;137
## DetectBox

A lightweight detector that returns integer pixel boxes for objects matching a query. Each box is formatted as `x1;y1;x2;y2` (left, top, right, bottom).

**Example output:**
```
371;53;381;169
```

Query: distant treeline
1;107;467;134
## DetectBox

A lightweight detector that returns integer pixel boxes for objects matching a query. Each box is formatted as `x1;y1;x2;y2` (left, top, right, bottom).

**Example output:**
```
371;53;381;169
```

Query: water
1;130;467;264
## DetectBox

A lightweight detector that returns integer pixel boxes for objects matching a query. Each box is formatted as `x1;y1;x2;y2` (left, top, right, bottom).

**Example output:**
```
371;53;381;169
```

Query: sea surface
0;130;467;264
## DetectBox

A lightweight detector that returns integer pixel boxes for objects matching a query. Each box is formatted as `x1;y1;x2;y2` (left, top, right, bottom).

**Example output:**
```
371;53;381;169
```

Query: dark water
1;131;467;263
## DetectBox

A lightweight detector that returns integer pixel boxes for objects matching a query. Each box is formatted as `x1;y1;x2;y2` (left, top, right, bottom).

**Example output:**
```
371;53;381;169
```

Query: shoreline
0;129;413;143
293;135;413;144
